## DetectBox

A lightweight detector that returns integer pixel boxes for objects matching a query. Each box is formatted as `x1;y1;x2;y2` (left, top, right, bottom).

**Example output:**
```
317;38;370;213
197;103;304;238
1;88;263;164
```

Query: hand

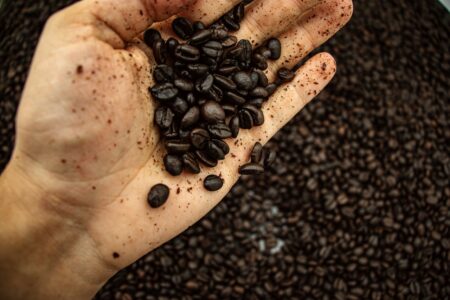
0;0;352;298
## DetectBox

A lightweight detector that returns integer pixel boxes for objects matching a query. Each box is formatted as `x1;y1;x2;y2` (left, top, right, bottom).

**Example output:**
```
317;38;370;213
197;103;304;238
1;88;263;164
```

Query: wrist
0;162;114;299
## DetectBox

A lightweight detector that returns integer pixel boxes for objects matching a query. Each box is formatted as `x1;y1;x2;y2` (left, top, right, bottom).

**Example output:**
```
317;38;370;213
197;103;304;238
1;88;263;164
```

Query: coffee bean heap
146;1;292;184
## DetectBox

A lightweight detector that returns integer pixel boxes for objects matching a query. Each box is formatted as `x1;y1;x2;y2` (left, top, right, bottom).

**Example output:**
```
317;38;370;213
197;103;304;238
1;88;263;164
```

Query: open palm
10;0;352;275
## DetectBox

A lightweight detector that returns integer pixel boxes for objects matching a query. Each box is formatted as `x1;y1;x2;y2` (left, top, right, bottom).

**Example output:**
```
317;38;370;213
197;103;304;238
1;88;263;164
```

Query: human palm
9;0;352;272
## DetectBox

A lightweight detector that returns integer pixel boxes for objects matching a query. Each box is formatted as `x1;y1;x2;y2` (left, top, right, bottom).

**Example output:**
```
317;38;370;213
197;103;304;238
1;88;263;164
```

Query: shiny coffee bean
186;92;196;106
201;101;225;124
266;83;278;95
237;89;249;97
247;98;264;108
229;115;240;138
153;64;174;83
166;37;179;54
187;64;209;77
201;57;218;72
202;41;223;58
206;85;223;102
174;44;200;62
222;12;240;31
162;121;179;139
277;67;295;82
251;142;263;163
178;128;191;140
197;98;207;106
267;38;282;60
264;149;276;167
188;29;213;45
214;74;237;90
164;154;183;176
182;152;201;174
234;3;245;22
171;97;189;115
193;21;206;32
151;83;178;101
239;162;265;175
155;106;174;129
203;175;224;191
147;184;170;208
225;91;246;105
254;69;269;87
212;28;229;40
190;128;210;149
238;40;252;69
152;39;167;64
207;123;233;139
252;53;268;70
220;58;239;68
222;36;238;48
180;106;200;129
172;17;194;40
233;71;253;90
144;29;161;47
195;74;214;93
165;140;191;154
218;65;240;75
206;141;225;160
250;72;259;89
173;60;187;73
212;139;230;155
195;150;218;168
238;109;254;129
222;104;237;115
250;87;269;98
256;46;272;59
227;45;244;58
174;78;194;92
243;104;265;126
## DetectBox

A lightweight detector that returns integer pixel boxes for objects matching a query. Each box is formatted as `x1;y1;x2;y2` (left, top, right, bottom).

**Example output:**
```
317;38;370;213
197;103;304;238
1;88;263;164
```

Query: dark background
1;0;449;299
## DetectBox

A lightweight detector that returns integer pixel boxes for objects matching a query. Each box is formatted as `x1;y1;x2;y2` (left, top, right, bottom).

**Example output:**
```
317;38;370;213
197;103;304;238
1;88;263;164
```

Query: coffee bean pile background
1;0;449;299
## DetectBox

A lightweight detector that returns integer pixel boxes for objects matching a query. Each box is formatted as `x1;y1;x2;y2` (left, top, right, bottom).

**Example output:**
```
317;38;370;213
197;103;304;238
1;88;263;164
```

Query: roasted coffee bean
195;74;214;93
234;3;245;22
250;72;259;89
218;65;240;75
166;37;179;55
227;45;244;58
182;152;201;174
201;57;218;72
267;38;282;59
197;98;207;106
251;142;263;163
277;67;295;82
212;28;229;40
165;140;191;154
209;85;224;102
171;97;189;115
247;98;264;108
155;106;174;129
173;60;187;73
201;101;225;124
206;141;225;160
180;106;200;129
174;44;200;62
243;104;265;126
174;78;194;92
144;29;161;47
190;128;210;149
254;69;269;87
220;59;239;68
239;162;265;175
221;36;238;48
252;53;268;70
189;29;213;46
229;115;240;138
187;64;209;77
203;175;224;191
207;123;232;139
222;104;237;115
222;12;240;31
237;89;249;96
153;39;167;64
147;184;170;208
225;91;246;105
214;74;237;90
264;149;276;167
172;17;194;40
164;154;183;176
266;83;278;95
195;150;218;168
202;41;223;58
211;139;230;155
186;92;196;106
151;83;178;101
193;21;206;32
178;128;191;140
256;46;272;59
153;64;174;83
238;39;252;68
233;71;253;90
238;109;254;129
162;121;179;139
250;87;269;98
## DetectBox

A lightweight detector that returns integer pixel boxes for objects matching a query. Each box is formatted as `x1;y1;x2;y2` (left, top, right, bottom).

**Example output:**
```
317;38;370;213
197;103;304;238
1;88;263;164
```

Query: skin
0;0;352;299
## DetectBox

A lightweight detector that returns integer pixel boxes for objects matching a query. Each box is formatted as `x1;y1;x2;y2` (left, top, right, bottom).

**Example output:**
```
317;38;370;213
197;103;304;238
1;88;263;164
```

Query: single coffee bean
222;12;240;31
229;115;240;138
197;98;207;106
171;97;189;115
173;60;187;73
151;83;178;101
238;109;254;129
277;67;295;82
222;36;238;48
242;104;265;126
252;53;268;70
144;29;161;47
172;17;194;40
234;3;245;22
174;44;200;62
202;41;224;58
152;39;167;64
256;46;272;59
164;154;183;176
214;74;237;90
212;139;230;155
174;78;194;92
180;106;200;129
250;87;269;98
182;152;201;174
203;175;224;191
195;74;214;93
190;128;210;149
193;21;206;32
195;150;218;168
239;162;265;175
250;72;259;89
187;64;209;77
267;38;282;59
218;65;240;75
202;57;218;72
254;69;269;87
153;64;174;83
247;98;264;108
207;123;233;139
201;101;226;124
188;29;213;45
237;89;249;97
206;85;224;102
165;140;191;154
166;37;179;55
227;45;244;58
233;71;253;90
222;104;237;115
212;28;229;40
206;141;225;160
251;142;263;163
220;59;239;68
178;128;191;140
264;149;276;167
225;91;246;105
266;83;278;95
147;184;170;208
179;70;192;80
186;92;196;106
155;106;174;129
238;39;252;69
162;121;179;139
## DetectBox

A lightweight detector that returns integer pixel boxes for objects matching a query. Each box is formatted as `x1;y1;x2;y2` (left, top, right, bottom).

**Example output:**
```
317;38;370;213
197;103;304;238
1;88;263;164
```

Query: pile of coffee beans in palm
146;1;287;186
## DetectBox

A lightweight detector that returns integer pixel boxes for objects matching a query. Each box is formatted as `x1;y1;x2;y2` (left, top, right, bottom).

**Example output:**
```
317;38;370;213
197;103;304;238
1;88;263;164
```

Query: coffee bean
182;152;201;174
222;12;240;31
251;142;263;163
222;104;237;115
166;38;179;55
165;140;191;154
174;44;200;62
201;101;225;124
180;106;200;129
207;123;232;139
152;39;167;64
225;91;246;105
147;184;170;208
151;83;178;101
264;149;276;167
206;85;224;102
202;41;223;58
153;64;175;84
229;115;240;138
250;87;269;98
172;17;194;40
252;53;268;70
201;57;218;72
239;163;265;175
155;106;174;129
238;40;252;69
190;128;210;149
221;36;238;48
212;28;229;40
237;89;249;97
203;175;224;191
234;3;245;22
195;74;214;93
193;21;206;32
162;121;179;139
188;29;213;45
171;97;189;115
227;45;244;58
277;67;295;83
265;83;278;95
174;78;194;92
238;109;254;129
164;154;183;176
206;141;225;160
267;38;282;60
212;139;230;155
218;65;240;75
254;69;269;87
214;74;237;90
195;150;218;168
250;72;259;89
256;46;272;59
144;29;161;47
186;92;196;106
242;104;264;126
187;64;209;77
247;98;264;108
233;71;253;90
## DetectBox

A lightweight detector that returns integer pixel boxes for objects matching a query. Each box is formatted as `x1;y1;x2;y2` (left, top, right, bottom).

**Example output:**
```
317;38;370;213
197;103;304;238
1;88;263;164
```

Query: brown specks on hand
112;252;120;259
76;65;83;74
